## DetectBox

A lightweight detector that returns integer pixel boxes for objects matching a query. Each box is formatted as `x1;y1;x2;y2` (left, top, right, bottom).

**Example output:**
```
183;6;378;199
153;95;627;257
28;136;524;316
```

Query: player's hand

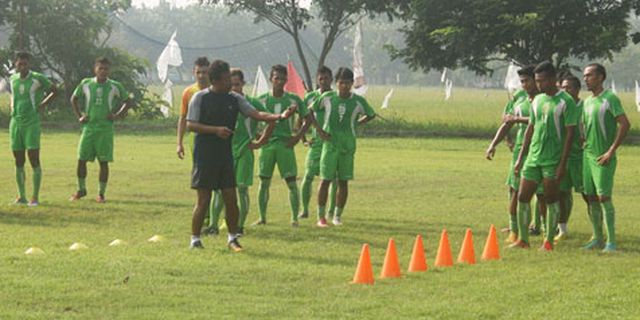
485;145;496;160
502;114;515;124
597;151;614;166
281;106;297;119
317;129;330;141
177;144;185;159
287;134;301;148
78;115;89;124
215;127;234;139
513;159;522;176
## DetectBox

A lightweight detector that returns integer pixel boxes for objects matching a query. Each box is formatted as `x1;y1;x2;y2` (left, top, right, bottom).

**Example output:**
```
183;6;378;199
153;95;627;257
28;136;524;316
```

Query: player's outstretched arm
486;122;514;160
598;114;630;165
186;121;233;139
514;123;534;176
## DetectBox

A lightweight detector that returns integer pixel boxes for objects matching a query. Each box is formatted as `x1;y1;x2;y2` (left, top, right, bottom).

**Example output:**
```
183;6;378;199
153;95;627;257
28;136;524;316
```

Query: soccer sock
589;202;604;241
258;179;271;222
287;180;300;222
517;201;530;243
546;202;560;244
99;181;107;196
509;213;518;234
335;207;344;218
300;175;313;214
32;166;42;201
237;187;249;228
210;191;224;229
191;235;200;244
317;205;326;220
328;180;337;216
602;201;616;245
16;167;26;200
227;233;236;243
78;177;86;192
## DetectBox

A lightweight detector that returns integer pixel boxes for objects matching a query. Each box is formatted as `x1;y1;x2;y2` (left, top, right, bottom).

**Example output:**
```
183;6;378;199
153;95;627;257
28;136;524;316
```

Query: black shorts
191;161;235;191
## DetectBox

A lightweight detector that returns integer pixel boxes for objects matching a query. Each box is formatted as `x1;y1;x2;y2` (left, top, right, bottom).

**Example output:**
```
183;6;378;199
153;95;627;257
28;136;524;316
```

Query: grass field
1;131;640;319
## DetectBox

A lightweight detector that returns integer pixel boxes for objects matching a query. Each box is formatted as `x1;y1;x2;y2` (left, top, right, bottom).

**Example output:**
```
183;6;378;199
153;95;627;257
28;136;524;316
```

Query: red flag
285;61;306;99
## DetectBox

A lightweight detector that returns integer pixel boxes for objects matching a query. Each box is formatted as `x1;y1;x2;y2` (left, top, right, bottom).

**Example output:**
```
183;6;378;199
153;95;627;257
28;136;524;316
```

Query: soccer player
581;63;630;252
69;57;132;203
313;67;376;226
177;57;210;160
299;66;338;220
186;60;294;250
485;65;546;243
556;74;588;241
254;64;320;227
511;61;578;251
208;68;275;236
8;51;57;206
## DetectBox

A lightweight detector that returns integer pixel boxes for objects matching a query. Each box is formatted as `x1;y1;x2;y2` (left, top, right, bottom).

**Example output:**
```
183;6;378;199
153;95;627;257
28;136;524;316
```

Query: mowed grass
1;132;640;319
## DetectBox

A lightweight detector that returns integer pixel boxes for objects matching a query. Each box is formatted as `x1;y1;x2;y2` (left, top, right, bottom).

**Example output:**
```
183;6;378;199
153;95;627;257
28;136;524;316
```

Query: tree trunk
291;28;313;91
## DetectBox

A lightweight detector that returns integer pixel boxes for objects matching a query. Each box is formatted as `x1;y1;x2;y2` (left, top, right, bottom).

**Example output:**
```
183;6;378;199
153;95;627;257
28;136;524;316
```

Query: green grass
1;132;640;319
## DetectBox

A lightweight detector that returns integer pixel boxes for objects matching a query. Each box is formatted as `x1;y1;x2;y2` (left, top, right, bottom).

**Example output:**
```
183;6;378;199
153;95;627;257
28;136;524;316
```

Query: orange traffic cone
352;244;374;284
481;224;501;261
457;228;476;264
408;234;428;272
434;229;453;267
380;238;401;278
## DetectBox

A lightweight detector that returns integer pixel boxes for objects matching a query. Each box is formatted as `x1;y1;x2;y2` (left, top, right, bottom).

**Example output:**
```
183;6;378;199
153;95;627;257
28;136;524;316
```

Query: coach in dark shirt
186;59;296;251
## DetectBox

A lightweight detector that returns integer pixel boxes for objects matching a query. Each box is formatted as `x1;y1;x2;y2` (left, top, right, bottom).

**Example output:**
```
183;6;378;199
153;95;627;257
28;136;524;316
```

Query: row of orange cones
352;225;501;284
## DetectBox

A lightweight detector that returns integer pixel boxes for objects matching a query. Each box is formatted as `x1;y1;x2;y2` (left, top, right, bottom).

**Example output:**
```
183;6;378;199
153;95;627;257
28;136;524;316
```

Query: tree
0;0;166;118
208;0;406;89
388;0;637;74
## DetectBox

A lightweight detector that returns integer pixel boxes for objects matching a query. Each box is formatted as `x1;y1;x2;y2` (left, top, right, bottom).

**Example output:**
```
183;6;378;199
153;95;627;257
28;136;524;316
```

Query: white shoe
332;216;342;226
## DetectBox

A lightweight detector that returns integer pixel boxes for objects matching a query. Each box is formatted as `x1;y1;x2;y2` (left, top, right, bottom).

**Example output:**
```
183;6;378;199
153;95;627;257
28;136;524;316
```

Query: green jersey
232;95;266;158
503;89;532;148
258;91;307;143
582;90;625;159
568;100;584;161
311;92;375;152
10;71;53;126
73;77;128;131
525;90;579;166
305;89;333;144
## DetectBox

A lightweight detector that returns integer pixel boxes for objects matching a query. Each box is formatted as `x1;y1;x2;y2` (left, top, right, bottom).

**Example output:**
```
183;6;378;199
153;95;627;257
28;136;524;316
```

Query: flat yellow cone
148;235;164;243
25;247;45;255
69;242;88;251
109;239;126;247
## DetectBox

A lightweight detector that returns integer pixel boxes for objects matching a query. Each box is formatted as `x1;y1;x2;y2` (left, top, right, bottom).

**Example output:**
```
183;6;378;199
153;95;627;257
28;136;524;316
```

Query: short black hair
230;68;244;82
563;75;581;90
534;61;556;77
335;67;354;82
586;63;607;80
270;64;287;79
317;65;332;77
15;51;31;61
194;57;210;68
95;57;111;66
208;59;230;82
517;65;535;78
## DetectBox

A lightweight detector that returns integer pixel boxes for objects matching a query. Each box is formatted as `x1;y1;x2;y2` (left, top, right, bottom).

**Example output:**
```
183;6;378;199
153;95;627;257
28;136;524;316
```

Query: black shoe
529;226;541;236
298;211;309;219
190;240;204;249
203;226;219;236
237;227;245;237
228;238;243;252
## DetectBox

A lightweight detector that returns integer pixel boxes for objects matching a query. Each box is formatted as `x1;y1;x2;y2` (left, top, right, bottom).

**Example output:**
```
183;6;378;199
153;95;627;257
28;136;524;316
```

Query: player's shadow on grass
0;210;101;227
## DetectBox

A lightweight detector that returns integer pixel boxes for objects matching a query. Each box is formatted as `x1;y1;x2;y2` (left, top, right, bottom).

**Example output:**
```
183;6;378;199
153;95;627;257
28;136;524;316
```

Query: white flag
611;79;617;94
504;63;521;93
156;30;183;83
381;88;394;109
635;80;640;112
252;65;270;97
352;21;367;96
445;79;453;100
160;79;172;118
441;68;447;83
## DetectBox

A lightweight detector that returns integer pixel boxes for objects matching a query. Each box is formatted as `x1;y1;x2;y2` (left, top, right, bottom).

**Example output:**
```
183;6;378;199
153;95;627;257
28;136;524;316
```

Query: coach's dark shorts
191;162;235;191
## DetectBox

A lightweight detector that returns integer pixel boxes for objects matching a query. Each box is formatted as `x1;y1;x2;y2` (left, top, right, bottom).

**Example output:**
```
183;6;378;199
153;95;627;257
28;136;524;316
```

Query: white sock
191;235;200;244
558;223;567;233
227;233;236;242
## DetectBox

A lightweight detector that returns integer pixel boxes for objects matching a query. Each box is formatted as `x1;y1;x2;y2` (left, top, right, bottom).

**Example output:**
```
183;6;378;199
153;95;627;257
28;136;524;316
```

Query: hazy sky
132;0;312;9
